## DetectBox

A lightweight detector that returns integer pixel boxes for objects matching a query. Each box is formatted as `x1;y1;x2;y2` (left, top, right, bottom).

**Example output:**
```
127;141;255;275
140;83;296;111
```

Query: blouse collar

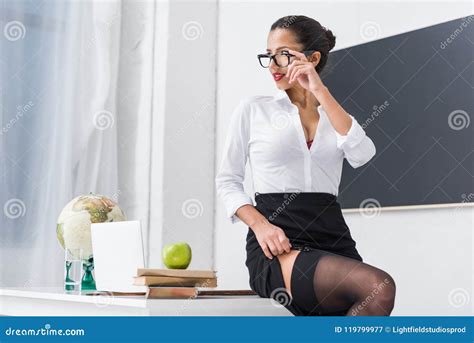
273;88;324;114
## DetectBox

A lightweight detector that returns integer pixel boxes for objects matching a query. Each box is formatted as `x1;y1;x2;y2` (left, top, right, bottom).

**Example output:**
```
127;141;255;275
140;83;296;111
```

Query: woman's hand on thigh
251;221;292;259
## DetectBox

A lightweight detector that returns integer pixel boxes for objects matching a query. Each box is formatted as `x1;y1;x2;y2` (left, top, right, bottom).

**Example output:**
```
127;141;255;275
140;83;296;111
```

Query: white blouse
215;89;376;224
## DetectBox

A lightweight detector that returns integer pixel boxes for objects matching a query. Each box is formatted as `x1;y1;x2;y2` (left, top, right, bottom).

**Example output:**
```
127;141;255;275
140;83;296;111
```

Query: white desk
0;288;292;316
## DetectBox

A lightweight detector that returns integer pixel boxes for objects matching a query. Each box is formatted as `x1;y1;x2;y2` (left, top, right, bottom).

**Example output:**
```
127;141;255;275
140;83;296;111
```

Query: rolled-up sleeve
334;114;376;168
215;99;254;224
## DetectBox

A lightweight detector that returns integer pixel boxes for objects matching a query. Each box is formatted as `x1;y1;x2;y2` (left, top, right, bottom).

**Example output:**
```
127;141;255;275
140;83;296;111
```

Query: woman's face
266;28;304;90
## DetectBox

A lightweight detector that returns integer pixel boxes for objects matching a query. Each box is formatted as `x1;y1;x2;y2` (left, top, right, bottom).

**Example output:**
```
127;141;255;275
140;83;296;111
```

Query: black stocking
311;253;396;316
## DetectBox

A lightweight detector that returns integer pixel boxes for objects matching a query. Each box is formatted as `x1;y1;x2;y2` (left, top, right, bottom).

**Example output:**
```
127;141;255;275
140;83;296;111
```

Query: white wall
213;1;473;315
346;206;473;316
155;0;218;269
139;0;218;270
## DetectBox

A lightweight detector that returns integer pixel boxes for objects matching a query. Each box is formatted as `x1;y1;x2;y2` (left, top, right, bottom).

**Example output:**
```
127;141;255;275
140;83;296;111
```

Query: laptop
91;220;147;293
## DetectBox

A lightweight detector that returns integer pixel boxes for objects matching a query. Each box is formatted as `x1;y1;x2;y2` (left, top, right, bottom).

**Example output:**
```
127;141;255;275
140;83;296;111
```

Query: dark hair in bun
270;15;336;73
325;28;336;51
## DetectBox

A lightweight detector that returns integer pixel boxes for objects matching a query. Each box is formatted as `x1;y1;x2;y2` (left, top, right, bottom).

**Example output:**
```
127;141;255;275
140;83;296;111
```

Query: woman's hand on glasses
286;49;325;94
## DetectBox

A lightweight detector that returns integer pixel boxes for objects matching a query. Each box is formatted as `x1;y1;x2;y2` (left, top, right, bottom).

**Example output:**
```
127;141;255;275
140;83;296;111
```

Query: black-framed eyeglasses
257;50;316;68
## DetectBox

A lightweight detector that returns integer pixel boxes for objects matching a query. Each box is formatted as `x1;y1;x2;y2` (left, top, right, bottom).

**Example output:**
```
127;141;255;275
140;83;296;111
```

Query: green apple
162;242;192;269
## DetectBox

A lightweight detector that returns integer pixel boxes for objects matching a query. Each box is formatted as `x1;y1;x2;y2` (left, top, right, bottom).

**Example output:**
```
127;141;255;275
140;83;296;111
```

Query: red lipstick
273;73;285;81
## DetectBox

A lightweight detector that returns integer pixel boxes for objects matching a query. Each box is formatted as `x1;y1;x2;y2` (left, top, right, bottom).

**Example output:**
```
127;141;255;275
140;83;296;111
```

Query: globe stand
81;256;96;291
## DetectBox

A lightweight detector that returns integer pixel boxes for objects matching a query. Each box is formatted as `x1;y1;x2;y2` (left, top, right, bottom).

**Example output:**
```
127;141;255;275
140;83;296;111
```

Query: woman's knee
380;272;396;299
367;270;396;311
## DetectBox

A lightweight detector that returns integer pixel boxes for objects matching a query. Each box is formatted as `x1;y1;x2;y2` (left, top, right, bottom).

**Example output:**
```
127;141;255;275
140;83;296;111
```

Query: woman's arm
312;85;351;135
236;204;292;259
286;49;376;168
315;86;376;168
215;99;254;224
215;99;291;258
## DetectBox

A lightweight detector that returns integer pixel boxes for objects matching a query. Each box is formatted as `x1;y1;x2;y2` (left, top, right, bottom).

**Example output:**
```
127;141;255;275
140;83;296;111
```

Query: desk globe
56;193;126;291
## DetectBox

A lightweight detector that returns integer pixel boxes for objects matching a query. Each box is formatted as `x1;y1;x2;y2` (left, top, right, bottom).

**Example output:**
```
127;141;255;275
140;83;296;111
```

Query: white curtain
0;1;158;287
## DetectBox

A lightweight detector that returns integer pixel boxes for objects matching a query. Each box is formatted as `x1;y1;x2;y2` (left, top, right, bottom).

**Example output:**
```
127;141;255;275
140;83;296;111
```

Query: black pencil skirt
245;192;363;316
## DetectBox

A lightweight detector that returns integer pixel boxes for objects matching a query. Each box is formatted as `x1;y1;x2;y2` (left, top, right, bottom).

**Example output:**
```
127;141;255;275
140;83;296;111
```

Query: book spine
146;287;198;299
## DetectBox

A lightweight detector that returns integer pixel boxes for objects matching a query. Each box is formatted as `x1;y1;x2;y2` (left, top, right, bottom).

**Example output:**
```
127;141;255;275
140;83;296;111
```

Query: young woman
215;15;396;316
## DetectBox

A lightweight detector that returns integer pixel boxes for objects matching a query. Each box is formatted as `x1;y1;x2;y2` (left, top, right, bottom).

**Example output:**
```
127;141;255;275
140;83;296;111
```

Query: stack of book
133;268;217;299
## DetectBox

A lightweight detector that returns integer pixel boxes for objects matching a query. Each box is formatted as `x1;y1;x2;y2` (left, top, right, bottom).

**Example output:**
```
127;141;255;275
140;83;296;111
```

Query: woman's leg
311;253;396;316
276;249;301;298
277;249;396;316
